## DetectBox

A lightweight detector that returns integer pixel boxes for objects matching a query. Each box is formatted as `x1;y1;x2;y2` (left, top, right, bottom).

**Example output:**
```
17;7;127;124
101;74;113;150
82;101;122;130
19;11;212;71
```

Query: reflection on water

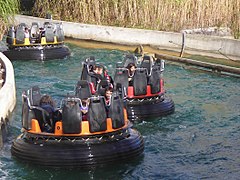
1;43;240;179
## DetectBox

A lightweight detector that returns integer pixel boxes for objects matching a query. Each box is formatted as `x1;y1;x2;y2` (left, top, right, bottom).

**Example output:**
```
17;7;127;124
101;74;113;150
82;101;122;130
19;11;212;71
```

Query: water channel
0;42;240;179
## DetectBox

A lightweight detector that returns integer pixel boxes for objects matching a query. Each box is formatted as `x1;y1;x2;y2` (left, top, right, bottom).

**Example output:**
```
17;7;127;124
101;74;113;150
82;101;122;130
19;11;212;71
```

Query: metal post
180;31;186;57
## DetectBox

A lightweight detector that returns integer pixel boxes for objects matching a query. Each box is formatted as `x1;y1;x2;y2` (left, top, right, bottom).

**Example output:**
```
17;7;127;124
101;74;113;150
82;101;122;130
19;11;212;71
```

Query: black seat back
80;63;91;81
30;22;40;39
97;80;109;96
29;86;41;106
22;92;33;130
6;26;15;45
80;57;96;81
114;68;129;95
45;26;55;42
155;58;165;72
123;54;138;68
62;99;82;134
75;80;92;99
22;86;50;131
149;65;161;94
90;74;100;89
32;106;53;132
16;25;25;44
55;23;64;42
18;23;27;29
108;92;125;129
22;86;56;132
87;96;107;133
44;22;51;28
116;62;124;68
140;55;154;76
132;68;148;96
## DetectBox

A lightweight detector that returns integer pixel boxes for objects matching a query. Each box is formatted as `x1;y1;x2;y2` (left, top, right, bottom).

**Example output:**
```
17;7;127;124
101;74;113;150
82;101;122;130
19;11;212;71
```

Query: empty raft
3;22;70;61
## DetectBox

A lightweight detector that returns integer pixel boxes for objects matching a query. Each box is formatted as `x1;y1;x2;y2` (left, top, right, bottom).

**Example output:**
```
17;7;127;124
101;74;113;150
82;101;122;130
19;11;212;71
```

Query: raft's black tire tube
11;128;144;167
126;96;175;121
3;45;70;61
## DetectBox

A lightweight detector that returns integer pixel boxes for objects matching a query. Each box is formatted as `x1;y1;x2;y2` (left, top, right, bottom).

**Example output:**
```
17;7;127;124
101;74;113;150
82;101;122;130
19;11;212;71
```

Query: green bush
0;0;19;38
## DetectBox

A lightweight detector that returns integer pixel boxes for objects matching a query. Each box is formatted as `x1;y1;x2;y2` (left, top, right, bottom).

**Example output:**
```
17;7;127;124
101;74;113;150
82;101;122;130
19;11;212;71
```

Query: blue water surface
0;43;240;180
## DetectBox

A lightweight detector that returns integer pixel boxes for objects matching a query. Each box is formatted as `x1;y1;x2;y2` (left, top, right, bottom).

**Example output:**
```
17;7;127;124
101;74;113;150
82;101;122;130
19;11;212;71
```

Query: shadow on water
1;43;240;179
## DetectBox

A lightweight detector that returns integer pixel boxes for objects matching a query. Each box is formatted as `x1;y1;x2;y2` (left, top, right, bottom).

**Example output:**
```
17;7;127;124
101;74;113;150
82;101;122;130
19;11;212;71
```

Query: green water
1;43;240;179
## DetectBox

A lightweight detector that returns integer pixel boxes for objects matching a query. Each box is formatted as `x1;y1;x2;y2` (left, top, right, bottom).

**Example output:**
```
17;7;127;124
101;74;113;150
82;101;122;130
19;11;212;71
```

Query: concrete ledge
0;53;16;147
13;15;240;61
155;53;240;76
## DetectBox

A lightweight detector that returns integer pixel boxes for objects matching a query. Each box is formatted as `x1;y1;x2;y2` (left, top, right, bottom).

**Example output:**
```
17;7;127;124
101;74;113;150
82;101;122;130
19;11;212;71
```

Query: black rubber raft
113;54;175;121
3;45;70;61
3;22;70;61
11;86;144;167
126;95;175;121
11;126;143;167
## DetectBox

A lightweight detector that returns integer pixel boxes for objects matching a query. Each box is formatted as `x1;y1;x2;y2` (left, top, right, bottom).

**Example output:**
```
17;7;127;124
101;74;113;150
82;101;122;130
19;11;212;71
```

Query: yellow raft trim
12;37;63;46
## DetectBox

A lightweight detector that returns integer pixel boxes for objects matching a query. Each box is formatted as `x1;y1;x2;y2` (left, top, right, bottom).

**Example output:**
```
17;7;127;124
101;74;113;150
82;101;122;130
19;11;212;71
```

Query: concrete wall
183;34;240;60
13;15;240;60
0;53;16;147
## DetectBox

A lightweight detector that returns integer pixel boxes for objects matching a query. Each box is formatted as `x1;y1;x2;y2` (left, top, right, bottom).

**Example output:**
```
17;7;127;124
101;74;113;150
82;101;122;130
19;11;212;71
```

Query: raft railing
23;94;128;136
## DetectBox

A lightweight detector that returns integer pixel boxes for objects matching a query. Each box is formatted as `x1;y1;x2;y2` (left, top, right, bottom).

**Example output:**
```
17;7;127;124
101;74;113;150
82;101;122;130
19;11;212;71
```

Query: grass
32;0;240;38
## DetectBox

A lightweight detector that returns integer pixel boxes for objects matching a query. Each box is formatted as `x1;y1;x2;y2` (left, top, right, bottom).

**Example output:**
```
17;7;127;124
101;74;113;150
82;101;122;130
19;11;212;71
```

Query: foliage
32;0;239;38
230;0;240;39
0;0;19;38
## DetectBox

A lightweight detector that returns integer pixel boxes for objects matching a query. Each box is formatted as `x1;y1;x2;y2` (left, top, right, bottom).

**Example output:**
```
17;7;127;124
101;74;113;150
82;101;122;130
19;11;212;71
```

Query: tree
0;0;19;40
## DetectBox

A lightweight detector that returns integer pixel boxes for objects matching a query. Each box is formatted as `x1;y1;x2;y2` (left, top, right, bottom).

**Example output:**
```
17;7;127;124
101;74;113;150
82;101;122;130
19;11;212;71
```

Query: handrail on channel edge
0;52;16;148
155;53;240;77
